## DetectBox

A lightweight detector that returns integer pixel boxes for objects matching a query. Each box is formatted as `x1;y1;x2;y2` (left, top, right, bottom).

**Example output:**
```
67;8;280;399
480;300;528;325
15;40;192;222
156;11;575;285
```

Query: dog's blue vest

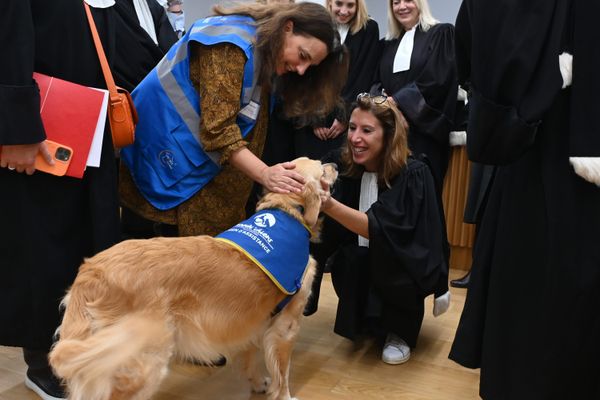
120;15;262;210
215;209;310;295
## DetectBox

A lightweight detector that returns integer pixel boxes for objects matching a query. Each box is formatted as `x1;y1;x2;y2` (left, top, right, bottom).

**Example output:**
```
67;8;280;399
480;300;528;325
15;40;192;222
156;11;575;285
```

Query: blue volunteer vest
215;210;311;295
120;15;262;210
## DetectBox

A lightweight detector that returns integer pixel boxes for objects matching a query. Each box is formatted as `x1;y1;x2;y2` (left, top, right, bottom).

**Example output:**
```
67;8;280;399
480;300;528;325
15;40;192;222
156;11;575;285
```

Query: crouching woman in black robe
315;93;449;364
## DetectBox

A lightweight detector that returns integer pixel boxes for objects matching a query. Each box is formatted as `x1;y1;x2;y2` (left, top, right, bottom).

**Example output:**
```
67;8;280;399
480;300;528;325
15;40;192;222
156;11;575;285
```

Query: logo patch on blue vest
215;209;310;295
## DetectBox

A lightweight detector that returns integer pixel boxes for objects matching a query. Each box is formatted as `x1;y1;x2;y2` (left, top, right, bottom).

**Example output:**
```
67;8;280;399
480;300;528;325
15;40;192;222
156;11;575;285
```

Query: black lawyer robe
373;23;457;197
449;1;600;399
0;0;175;350
112;0;178;91
315;158;448;348
340;19;381;106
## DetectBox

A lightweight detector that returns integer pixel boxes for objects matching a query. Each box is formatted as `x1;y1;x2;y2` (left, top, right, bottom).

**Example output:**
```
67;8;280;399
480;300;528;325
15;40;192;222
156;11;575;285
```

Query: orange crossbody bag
83;2;138;148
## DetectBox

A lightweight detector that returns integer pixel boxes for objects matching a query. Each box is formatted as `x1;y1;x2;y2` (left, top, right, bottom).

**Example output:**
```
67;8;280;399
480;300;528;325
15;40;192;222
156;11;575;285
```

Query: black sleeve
569;1;598;156
454;2;471;88
391;24;458;144
0;0;46;145
147;0;178;53
367;160;446;295
458;0;572;164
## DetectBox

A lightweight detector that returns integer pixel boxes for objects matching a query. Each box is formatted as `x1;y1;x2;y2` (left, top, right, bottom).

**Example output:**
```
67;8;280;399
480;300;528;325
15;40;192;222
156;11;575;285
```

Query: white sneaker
381;333;411;365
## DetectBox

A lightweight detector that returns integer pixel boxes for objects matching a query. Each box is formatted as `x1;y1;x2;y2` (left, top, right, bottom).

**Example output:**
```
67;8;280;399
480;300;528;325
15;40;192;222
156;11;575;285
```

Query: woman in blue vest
120;1;349;237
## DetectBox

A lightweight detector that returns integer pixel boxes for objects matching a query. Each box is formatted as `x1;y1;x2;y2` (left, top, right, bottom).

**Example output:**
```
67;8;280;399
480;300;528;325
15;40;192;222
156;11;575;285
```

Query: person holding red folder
0;1;176;399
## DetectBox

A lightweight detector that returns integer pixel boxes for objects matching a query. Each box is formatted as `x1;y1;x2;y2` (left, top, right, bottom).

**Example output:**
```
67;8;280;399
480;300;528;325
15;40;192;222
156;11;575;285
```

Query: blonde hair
326;0;369;35
342;96;410;188
385;0;439;40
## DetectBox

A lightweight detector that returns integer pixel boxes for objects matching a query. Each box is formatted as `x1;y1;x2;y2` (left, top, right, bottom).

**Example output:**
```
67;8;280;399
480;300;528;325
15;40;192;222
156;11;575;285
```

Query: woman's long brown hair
213;2;349;121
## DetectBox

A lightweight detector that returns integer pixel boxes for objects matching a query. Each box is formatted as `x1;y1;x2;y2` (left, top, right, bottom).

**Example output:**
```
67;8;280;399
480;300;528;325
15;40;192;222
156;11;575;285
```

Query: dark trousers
23;347;52;372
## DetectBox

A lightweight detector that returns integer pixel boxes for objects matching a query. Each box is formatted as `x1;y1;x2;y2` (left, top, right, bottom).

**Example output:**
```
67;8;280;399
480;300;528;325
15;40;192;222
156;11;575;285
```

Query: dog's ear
302;180;321;228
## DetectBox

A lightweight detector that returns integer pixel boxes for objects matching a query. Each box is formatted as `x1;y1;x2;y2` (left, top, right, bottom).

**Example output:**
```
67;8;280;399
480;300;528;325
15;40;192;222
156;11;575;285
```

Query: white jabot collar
393;24;417;73
358;172;378;247
84;0;115;8
337;23;350;44
559;52;573;89
133;0;158;44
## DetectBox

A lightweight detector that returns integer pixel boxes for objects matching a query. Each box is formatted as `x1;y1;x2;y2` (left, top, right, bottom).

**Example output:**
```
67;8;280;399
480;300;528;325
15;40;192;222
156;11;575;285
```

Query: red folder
34;72;106;178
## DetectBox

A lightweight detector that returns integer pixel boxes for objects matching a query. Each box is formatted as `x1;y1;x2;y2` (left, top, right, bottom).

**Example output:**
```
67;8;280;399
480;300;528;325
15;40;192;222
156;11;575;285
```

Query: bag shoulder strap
83;2;118;96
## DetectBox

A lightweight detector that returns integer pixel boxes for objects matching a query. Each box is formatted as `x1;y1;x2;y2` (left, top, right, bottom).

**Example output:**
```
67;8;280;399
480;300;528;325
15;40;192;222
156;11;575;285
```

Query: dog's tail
50;313;173;400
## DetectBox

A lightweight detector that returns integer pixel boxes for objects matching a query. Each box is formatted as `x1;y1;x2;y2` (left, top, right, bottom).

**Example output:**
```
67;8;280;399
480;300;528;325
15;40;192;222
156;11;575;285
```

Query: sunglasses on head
356;92;388;104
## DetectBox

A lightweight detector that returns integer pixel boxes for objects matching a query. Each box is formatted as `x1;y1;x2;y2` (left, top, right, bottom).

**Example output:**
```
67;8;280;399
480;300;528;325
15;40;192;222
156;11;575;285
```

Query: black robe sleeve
376;24;458;145
456;0;574;164
367;159;447;297
0;0;46;145
459;0;599;161
112;0;178;92
146;0;179;53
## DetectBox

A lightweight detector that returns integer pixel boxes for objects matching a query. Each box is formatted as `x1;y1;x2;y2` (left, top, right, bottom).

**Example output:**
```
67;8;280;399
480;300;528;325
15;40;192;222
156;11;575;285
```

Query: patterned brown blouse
119;42;270;236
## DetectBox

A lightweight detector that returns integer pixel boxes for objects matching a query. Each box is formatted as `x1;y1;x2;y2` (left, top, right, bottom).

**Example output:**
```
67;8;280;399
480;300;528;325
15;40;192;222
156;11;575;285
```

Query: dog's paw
249;376;271;393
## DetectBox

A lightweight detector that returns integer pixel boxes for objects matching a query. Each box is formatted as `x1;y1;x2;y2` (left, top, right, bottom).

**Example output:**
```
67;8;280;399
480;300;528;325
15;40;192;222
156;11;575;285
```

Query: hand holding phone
35;140;73;176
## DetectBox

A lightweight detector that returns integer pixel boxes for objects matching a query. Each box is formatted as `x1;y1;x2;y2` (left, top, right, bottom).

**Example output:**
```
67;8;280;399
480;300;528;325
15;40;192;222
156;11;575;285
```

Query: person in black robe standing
449;1;600;399
112;0;179;92
315;94;449;365
0;1;176;399
373;0;457;200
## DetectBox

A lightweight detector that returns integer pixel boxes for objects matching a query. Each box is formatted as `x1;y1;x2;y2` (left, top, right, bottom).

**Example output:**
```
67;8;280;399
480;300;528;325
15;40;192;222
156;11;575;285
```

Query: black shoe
25;368;66;400
450;271;471;289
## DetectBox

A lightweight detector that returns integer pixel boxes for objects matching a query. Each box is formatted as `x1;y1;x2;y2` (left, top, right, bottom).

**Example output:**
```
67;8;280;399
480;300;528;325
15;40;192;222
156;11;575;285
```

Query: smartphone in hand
35;140;73;176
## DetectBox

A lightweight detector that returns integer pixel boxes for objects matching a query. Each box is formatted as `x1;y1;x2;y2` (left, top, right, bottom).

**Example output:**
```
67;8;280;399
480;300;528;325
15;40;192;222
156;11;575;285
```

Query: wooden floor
0;269;480;400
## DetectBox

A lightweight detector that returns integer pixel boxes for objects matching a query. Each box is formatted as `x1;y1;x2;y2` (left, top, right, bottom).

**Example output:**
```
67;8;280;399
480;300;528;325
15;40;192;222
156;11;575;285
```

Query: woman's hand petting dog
261;161;306;194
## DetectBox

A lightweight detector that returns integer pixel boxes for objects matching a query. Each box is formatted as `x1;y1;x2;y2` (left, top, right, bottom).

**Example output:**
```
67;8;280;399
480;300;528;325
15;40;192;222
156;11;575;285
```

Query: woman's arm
193;42;304;193
320;181;369;238
0;0;51;174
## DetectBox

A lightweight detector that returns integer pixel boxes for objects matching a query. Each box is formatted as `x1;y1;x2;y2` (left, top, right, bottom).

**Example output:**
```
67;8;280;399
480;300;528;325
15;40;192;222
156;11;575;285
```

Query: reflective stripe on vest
121;15;261;210
215;209;311;295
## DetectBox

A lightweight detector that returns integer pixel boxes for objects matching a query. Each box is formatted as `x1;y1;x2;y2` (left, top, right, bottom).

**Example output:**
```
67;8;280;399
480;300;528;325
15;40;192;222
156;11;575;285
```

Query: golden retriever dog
49;157;338;400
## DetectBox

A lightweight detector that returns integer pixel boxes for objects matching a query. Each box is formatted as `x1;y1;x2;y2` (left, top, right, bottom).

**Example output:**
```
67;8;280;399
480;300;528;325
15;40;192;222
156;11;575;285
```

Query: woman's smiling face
392;0;420;31
330;0;357;25
347;108;385;172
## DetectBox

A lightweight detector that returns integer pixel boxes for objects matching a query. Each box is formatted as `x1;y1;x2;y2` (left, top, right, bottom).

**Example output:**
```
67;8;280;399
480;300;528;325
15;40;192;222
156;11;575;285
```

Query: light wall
184;0;462;38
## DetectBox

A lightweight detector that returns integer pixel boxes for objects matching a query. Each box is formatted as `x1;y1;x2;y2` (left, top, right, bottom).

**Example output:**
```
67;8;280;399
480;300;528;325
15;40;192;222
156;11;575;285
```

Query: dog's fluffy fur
49;158;338;400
